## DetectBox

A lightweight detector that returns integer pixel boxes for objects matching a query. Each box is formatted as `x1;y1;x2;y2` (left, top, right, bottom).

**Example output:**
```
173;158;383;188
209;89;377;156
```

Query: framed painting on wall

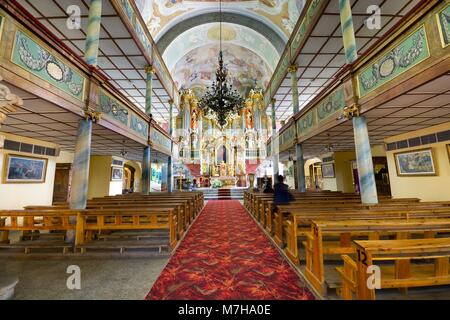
321;163;335;178
3;154;48;183
111;166;124;181
394;148;437;176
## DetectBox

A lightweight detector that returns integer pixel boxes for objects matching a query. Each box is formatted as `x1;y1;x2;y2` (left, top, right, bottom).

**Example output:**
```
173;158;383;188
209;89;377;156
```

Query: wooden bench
276;202;450;248
74;208;178;253
302;218;450;296
0;210;75;253
29;200;190;238
0;207;178;254
338;238;450;300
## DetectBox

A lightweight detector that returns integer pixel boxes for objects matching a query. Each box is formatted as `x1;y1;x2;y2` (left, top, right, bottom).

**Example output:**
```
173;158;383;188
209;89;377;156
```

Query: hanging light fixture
198;0;244;129
120;140;128;158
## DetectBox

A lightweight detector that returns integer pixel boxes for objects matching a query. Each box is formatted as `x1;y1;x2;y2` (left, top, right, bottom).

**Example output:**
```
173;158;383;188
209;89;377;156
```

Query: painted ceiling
171;43;272;97
163;22;279;96
135;0;304;41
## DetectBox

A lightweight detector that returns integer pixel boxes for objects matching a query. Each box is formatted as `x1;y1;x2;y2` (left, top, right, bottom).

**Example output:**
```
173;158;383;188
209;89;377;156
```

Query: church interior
1;0;450;303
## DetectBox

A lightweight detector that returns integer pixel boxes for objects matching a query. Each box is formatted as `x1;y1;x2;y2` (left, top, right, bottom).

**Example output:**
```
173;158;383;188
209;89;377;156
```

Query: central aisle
146;200;315;300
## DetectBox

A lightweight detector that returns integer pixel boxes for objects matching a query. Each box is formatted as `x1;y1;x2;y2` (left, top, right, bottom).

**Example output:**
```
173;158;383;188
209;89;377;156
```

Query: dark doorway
123;164;136;193
53;163;72;203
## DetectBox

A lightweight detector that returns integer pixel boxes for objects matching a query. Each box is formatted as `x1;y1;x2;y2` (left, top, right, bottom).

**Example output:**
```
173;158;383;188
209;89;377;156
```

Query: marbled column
142;66;155;194
289;65;300;114
289;64;305;190
296;143;306;192
145;66;155;115
69;119;93;209
271;98;279;184
167;99;174;192
85;0;102;66
339;0;358;64
353;116;378;204
339;0;378;203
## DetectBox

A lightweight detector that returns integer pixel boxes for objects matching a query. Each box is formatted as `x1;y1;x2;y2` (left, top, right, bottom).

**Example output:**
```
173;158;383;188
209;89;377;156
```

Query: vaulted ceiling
136;0;304;98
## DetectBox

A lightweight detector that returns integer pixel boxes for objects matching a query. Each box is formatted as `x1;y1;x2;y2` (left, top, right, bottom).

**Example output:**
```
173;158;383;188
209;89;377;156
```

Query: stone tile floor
1;257;169;300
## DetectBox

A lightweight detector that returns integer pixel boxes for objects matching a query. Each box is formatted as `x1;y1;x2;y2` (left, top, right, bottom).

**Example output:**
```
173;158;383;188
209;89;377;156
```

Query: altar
211;176;238;187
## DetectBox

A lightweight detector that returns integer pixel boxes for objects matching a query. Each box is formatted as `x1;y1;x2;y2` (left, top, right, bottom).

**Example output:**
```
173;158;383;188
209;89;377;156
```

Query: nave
146;200;314;300
1;0;450;305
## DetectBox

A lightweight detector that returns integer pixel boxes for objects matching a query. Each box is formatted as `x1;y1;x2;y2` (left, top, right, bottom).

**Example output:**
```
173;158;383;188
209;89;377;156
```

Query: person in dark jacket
274;175;293;205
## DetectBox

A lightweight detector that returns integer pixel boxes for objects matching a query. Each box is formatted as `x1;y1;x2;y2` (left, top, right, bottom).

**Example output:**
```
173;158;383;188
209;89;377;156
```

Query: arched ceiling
135;0;305;41
163;22;279;95
135;0;306;102
171;42;273;98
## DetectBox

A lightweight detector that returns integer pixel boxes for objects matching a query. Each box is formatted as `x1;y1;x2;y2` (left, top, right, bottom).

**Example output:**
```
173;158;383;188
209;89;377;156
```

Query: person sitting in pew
274;175;293;206
263;182;274;193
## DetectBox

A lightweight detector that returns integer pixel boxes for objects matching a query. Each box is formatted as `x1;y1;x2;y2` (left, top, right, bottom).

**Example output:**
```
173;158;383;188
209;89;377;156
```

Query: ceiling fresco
171;43;272;98
135;0;304;41
163;22;280;72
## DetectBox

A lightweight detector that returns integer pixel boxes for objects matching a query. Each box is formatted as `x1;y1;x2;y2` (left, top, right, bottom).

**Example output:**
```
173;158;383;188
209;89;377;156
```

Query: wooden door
53;164;72;203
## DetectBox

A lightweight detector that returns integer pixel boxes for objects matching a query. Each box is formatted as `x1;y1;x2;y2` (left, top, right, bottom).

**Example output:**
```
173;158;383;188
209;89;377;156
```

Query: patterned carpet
145;200;315;300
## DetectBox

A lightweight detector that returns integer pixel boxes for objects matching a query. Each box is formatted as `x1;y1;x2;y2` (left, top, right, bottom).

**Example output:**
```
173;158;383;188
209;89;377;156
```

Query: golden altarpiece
175;89;271;186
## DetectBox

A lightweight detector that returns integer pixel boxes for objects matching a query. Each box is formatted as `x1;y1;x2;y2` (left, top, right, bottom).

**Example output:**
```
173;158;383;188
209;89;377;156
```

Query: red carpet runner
146;200;315;300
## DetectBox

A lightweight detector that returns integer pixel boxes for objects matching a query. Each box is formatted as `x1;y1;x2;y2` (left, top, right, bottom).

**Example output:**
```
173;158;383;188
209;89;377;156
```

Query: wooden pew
75;208;177;254
275;202;450;248
263;198;423;234
0;207;178;254
0;210;75;253
302;218;450;296
27;201;189;239
338;238;450;300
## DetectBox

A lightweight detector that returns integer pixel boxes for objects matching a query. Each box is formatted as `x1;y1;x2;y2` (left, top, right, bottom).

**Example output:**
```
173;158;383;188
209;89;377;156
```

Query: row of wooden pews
244;190;450;299
0;192;204;255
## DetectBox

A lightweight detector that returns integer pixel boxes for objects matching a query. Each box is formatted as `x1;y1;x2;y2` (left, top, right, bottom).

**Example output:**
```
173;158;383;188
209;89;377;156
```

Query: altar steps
195;188;246;200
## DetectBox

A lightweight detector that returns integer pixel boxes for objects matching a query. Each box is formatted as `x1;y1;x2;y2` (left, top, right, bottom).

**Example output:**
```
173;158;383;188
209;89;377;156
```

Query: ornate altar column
142;66;155;194
339;0;378;204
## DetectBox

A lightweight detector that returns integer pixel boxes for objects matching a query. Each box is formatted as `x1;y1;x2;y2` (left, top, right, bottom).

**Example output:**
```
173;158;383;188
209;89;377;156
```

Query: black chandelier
198;0;244;128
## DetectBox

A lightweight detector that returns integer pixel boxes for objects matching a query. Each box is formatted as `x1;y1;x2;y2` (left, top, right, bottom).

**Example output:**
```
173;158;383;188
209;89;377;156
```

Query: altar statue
191;107;198;130
219;161;227;177
245;108;254;129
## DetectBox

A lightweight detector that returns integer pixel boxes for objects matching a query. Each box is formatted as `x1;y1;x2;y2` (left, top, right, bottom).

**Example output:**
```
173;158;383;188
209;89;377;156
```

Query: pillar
289;64;306;191
69;117;93;209
289;65;300;114
167;99;174;192
353;117;378;204
296;143;306;192
271;98;279;185
339;0;378;204
66;0;102;242
339;0;358;64
84;0;103;66
142;66;155;194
